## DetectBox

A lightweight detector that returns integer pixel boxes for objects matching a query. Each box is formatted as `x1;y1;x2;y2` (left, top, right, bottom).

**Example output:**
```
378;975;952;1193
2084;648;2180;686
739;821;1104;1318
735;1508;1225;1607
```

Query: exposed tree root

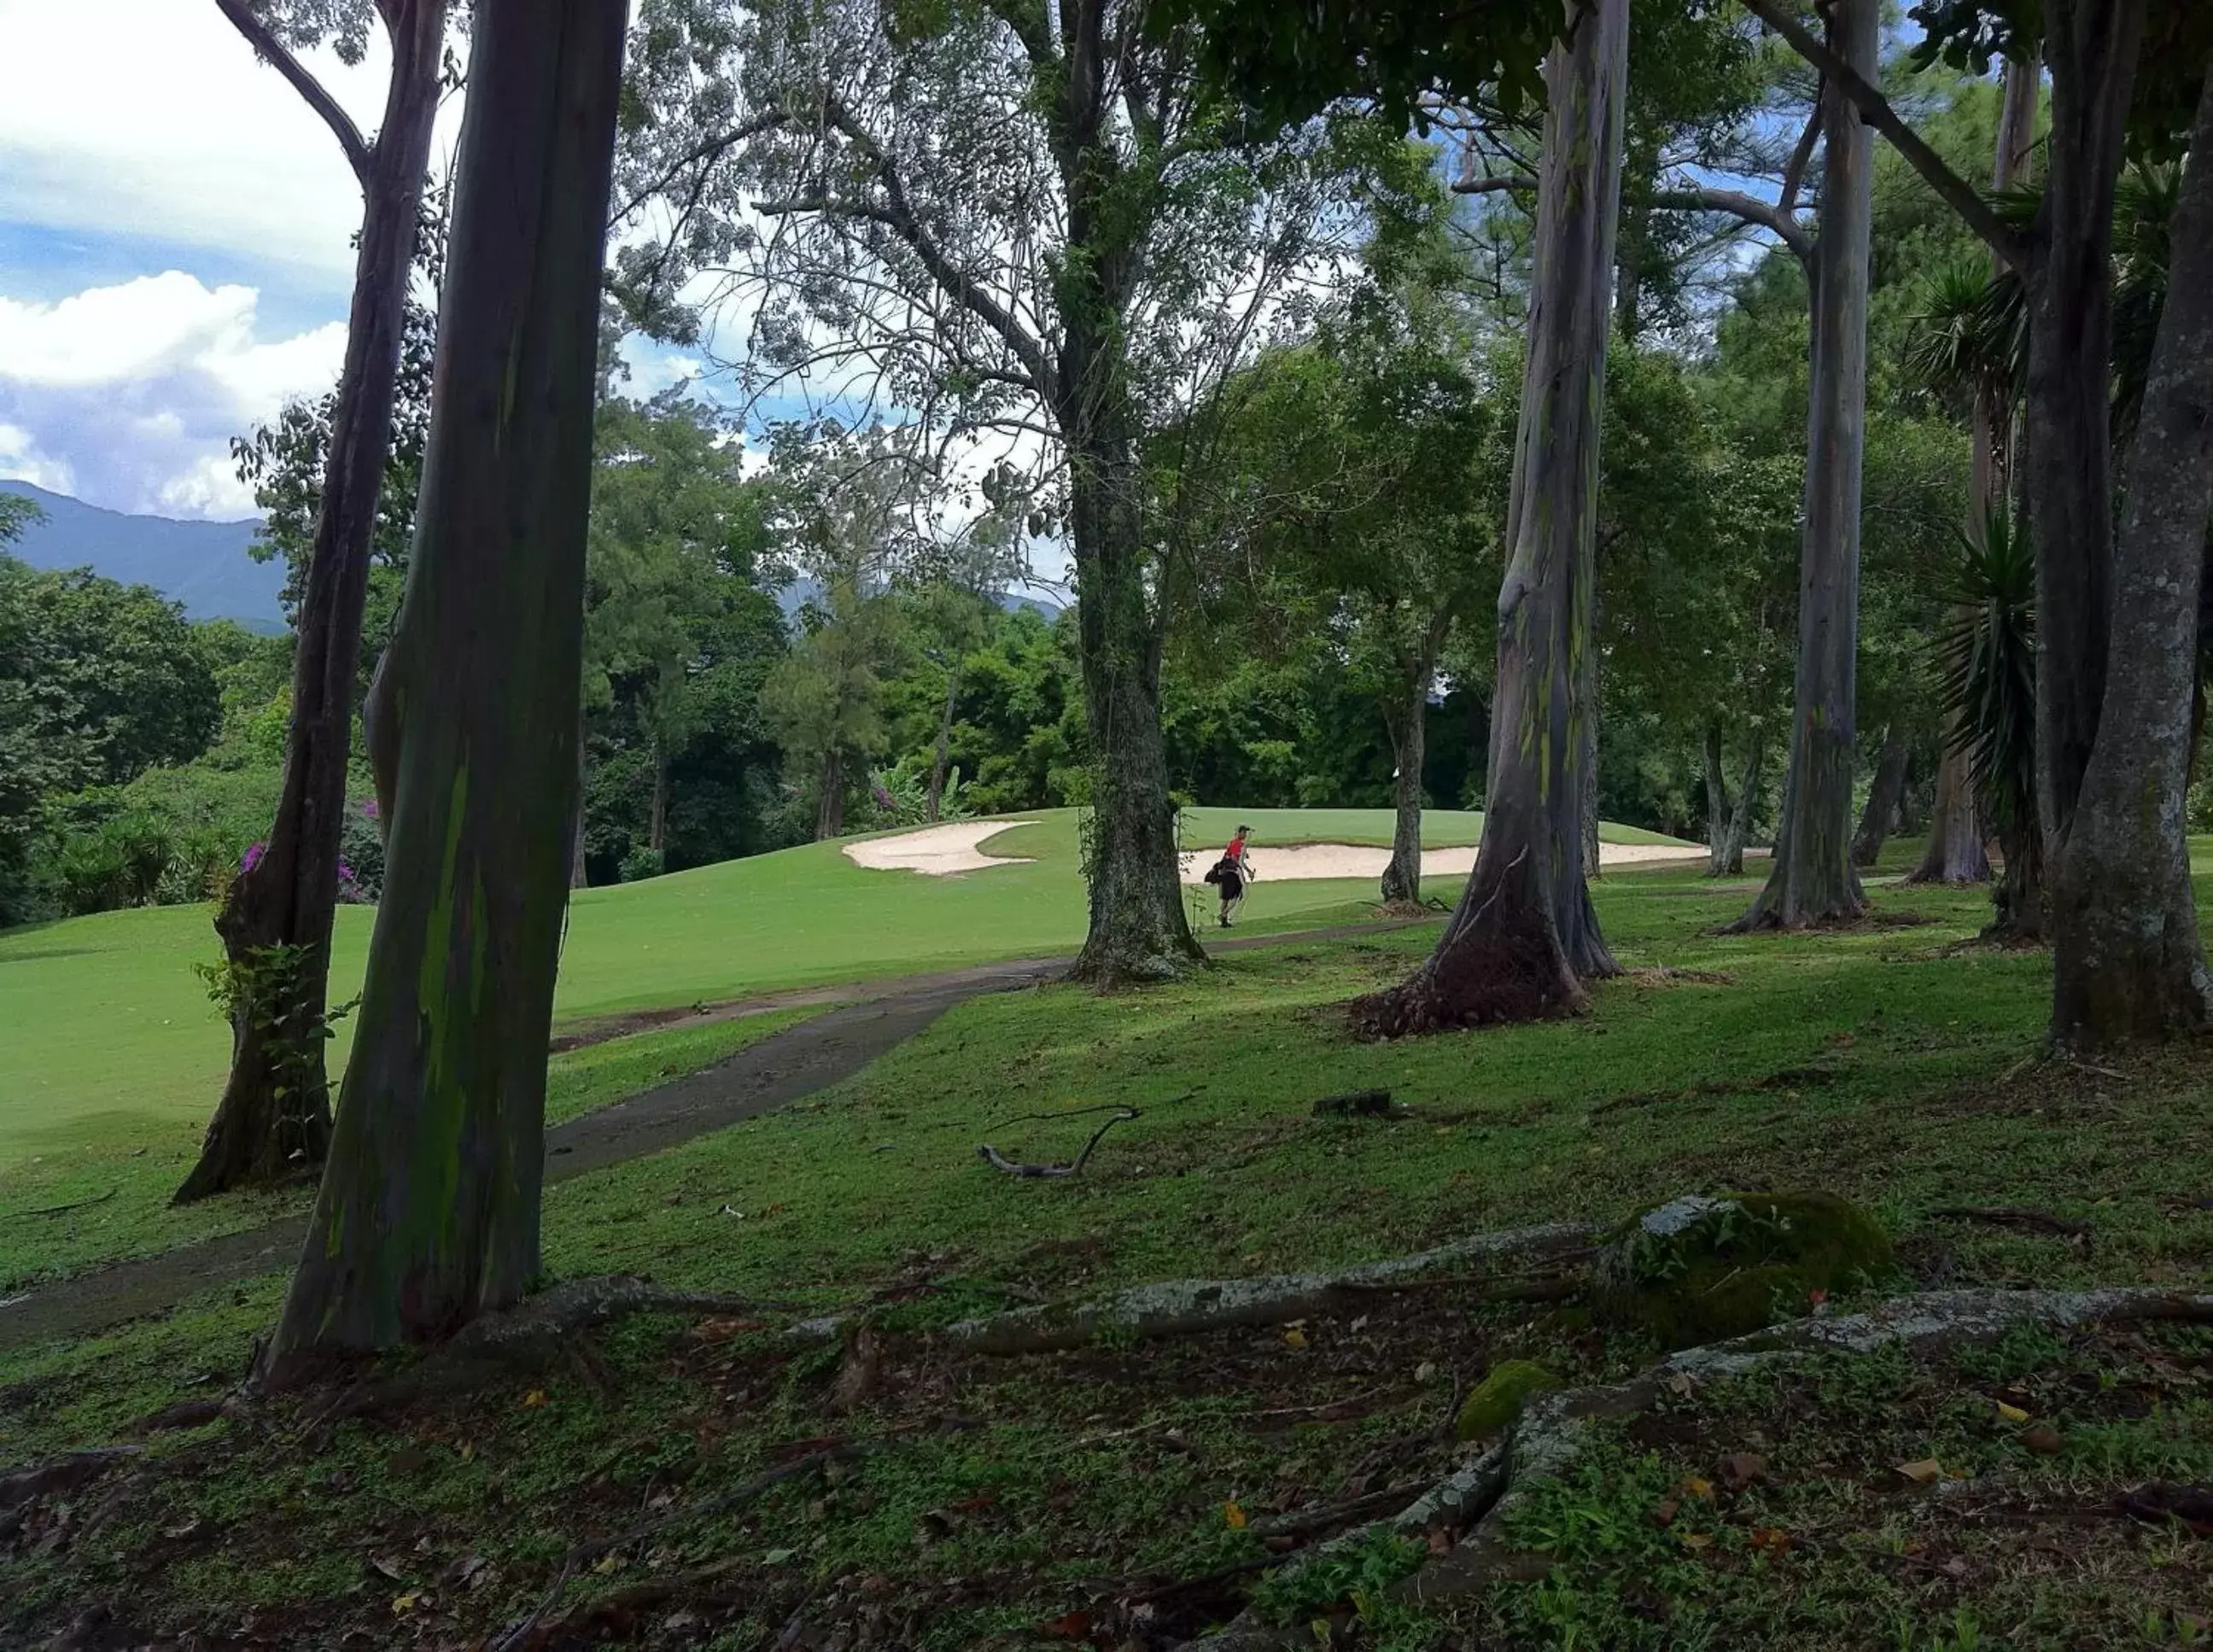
0;1446;141;1521
1174;1286;2213;1648
908;1223;1595;1356
1347;906;1588;1039
287;1275;803;1425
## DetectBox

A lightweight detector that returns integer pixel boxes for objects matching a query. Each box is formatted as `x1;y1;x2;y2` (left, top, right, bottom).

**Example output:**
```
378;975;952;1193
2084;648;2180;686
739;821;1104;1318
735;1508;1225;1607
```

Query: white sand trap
844;820;1038;875
1177;839;1704;884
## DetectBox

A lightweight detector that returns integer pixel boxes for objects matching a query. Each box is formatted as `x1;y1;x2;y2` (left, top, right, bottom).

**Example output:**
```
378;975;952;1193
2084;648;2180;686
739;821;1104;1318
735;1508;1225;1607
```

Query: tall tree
180;0;452;1204
1749;0;2212;1042
269;0;629;1363
1729;0;1878;931
615;0;1389;984
2046;60;2213;1042
584;394;778;866
1910;55;2037;888
1353;0;1631;1033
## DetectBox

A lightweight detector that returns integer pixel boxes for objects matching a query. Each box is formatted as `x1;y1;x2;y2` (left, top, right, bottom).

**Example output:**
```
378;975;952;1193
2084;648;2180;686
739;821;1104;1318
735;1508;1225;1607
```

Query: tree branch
1451;174;1536;197
1778;94;1823;217
213;0;372;184
1737;0;2025;270
1650;186;1813;266
796;95;1057;401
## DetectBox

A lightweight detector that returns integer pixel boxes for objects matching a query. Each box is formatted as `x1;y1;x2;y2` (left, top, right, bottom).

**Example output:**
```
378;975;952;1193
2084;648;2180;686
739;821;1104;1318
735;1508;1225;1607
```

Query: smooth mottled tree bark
269;0;629;1363
1909;747;1989;883
2047;61;2213;1048
178;0;447;1205
2031;0;2143;857
1850;726;1910;868
1380;665;1433;907
1351;0;1626;1036
1731;0;1876;931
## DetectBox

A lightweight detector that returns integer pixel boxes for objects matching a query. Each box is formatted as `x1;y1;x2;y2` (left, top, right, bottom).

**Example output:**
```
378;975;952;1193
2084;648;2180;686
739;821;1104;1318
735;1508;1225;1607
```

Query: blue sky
0;1;717;522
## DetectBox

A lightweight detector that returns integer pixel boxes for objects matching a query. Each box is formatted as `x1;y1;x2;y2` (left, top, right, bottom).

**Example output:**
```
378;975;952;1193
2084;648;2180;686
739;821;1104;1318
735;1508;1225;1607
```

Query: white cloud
0;0;458;283
0;421;73;494
0;273;346;519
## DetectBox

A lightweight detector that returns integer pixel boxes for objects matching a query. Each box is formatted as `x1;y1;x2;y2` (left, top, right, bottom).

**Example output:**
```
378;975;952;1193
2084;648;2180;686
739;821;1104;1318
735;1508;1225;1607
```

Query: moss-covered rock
1592;1190;1895;1350
1455;1358;1562;1441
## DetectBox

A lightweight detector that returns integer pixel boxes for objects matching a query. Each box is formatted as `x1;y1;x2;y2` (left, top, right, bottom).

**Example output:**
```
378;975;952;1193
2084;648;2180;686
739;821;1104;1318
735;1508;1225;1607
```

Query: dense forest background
3;44;2193;931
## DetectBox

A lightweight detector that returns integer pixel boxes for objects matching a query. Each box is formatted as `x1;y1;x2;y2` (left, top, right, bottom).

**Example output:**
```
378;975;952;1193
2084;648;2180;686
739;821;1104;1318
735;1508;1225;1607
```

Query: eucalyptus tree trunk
1851;725;1909;867
1380;665;1432;907
1909;749;1988;882
178;1;447;1205
1703;722;1731;875
1724;739;1765;877
1579;582;1602;880
1731;0;1876;931
2030;0;2143;860
1351;0;1626;1036
817;749;844;840
649;742;669;854
925;664;959;823
269;0;628;1364
2047;61;2213;1047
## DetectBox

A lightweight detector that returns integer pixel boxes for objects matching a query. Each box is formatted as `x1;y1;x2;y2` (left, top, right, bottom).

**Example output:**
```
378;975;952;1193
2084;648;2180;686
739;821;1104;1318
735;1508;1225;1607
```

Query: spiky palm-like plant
1939;506;2041;937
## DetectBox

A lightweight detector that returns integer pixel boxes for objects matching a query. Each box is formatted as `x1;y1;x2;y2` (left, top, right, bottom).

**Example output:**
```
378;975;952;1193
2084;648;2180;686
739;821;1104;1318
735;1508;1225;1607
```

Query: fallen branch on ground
9;1188;119;1219
1929;1206;2091;1240
929;1222;1595;1356
973;1110;1133;1176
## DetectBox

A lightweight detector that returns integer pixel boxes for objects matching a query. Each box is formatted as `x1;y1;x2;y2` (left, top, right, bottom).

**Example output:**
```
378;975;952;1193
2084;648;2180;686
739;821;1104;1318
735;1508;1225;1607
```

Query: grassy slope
0;806;1690;1167
5;856;2211;1649
0;1010;815;1290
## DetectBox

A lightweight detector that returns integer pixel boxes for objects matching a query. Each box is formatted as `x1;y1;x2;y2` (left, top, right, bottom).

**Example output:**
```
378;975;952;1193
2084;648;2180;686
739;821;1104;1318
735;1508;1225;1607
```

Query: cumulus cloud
0;0;427;283
0;273;347;519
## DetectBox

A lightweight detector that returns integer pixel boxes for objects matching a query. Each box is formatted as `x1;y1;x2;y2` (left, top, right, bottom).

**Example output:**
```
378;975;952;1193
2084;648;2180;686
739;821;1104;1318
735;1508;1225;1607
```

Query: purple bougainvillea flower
339;861;356;881
242;842;266;873
361;798;379;820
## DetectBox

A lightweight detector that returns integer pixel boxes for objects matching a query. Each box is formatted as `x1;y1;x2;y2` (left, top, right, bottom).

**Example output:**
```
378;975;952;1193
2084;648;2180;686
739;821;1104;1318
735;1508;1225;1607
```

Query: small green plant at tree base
1251;1527;1427;1628
194;942;359;1153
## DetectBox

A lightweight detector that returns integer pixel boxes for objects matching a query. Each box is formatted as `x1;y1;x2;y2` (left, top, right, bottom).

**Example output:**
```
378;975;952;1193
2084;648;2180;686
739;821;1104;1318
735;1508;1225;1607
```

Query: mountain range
1;479;285;630
2;479;1061;632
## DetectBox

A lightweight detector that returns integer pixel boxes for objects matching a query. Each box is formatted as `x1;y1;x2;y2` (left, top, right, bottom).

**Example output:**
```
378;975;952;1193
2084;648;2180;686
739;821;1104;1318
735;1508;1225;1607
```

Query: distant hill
0;480;286;630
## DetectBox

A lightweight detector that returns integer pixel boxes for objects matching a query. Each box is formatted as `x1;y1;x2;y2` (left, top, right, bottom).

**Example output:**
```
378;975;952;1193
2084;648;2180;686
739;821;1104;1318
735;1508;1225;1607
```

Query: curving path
0;922;1420;1357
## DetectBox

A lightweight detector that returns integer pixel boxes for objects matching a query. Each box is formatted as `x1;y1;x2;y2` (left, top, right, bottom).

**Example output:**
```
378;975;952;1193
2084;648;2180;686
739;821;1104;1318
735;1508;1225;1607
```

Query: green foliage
1938;507;2037;844
582;392;788;877
1250;1526;1428;1628
192;942;358;1153
0;557;224;925
1147;0;1561;130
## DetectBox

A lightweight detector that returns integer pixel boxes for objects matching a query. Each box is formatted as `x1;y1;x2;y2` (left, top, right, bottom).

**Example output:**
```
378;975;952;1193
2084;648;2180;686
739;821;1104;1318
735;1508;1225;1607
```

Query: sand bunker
1177;839;1703;884
844;820;1038;875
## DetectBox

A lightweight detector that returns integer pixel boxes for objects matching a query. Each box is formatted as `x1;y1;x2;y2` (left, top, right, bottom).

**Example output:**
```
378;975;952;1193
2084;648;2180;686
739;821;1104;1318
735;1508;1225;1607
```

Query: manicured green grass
7;850;2212;1649
0;1009;815;1290
0;807;1691;1169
